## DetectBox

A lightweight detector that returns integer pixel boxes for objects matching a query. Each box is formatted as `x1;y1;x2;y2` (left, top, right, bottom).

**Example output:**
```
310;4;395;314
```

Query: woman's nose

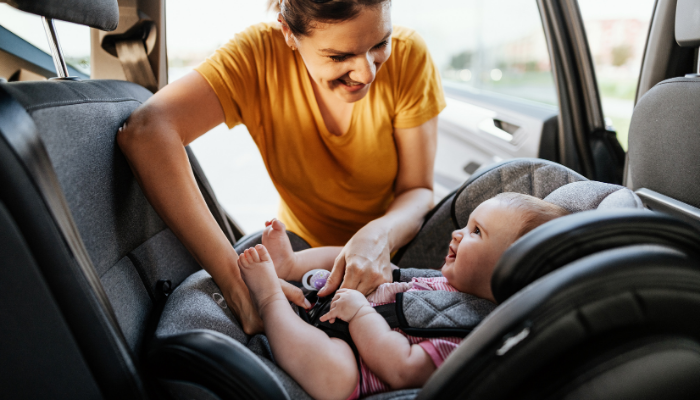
350;54;377;85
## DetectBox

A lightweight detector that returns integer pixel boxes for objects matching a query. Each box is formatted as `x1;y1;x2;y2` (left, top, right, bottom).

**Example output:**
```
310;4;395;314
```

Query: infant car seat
151;158;669;400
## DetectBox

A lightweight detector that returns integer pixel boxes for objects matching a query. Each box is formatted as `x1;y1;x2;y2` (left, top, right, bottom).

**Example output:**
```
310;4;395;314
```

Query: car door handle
477;118;519;142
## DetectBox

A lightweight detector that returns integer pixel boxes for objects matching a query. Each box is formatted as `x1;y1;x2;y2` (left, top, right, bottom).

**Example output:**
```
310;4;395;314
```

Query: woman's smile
337;77;368;92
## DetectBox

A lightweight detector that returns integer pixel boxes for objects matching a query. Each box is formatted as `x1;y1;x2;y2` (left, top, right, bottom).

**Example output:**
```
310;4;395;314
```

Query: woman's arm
118;71;305;334
320;290;436;389
318;117;438;297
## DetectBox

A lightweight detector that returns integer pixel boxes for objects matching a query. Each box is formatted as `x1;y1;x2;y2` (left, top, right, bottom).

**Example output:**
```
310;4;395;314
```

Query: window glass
393;0;557;106
0;4;91;76
166;0;277;233
578;0;655;150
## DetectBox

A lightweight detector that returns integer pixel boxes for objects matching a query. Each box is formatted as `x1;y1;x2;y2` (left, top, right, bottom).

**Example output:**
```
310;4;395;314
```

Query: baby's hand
319;289;372;324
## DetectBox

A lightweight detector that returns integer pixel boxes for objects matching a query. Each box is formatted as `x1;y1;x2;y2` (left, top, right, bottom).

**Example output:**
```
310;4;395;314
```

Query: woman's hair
269;0;390;36
493;192;570;238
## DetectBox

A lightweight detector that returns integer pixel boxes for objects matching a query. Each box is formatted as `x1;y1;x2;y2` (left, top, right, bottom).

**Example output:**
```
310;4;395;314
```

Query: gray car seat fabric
2;81;202;359
4;0;120;31
398;291;496;334
453;159;587;228
628;77;700;209
543;180;644;213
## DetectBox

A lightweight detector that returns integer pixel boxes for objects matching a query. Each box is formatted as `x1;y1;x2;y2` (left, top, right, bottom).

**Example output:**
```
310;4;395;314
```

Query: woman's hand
317;222;393;297
320;289;373;324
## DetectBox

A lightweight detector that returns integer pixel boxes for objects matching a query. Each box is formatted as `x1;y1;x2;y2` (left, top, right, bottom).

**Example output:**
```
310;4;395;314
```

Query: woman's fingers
318;256;346;297
279;279;312;309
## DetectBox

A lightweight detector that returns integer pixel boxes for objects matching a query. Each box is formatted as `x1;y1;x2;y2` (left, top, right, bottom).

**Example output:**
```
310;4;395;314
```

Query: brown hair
269;0;391;37
493;192;570;238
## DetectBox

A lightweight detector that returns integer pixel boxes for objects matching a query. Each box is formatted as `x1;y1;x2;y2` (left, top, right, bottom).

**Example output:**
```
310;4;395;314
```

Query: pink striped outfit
347;277;463;399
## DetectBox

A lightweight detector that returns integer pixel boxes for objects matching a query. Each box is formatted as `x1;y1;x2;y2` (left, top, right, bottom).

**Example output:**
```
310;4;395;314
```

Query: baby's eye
473;226;481;236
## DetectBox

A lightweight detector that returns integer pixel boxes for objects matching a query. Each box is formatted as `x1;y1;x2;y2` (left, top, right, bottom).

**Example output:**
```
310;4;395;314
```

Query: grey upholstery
400;291;495;331
628;77;700;209
675;0;700;47
453;159;586;228
3;0;120;31
543;181;643;213
2;80;201;359
395;193;456;270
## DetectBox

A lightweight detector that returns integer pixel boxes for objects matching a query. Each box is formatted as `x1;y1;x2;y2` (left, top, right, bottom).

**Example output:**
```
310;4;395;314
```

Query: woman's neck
310;77;355;137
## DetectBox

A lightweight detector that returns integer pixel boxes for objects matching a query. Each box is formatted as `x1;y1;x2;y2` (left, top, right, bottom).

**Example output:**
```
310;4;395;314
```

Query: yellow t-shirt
196;22;446;247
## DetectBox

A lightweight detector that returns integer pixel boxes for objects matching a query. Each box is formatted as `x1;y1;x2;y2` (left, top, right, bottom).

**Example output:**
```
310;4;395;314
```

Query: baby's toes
255;244;271;262
271;219;286;232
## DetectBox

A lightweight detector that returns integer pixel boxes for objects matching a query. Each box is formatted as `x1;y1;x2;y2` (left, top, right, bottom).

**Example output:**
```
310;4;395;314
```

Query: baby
237;193;569;400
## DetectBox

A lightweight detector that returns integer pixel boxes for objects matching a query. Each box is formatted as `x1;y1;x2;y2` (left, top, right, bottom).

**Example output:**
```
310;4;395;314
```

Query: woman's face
282;3;393;103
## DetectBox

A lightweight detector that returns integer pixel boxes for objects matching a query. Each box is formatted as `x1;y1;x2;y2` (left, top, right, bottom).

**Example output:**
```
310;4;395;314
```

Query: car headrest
543;181;643;213
491;209;700;304
3;0;119;31
675;0;700;47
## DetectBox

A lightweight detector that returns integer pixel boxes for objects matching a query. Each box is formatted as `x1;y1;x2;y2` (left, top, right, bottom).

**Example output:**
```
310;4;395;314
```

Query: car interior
1;0;700;399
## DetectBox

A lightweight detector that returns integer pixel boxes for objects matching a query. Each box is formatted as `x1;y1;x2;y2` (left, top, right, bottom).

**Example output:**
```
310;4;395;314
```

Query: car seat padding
418;244;700;400
492;209;700;303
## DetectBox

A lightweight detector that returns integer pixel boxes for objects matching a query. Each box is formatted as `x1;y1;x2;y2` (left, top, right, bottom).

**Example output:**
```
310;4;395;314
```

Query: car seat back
394;158;643;271
628;0;700;228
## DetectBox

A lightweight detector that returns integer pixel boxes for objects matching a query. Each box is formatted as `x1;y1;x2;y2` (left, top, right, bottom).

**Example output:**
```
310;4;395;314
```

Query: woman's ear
278;14;298;50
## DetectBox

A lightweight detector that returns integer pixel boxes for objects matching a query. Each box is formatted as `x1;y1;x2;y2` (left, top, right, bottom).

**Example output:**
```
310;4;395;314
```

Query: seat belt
115;39;158;92
100;1;159;92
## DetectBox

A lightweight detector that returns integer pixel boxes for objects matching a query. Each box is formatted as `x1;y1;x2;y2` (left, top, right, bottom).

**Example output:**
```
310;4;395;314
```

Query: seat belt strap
115;39;158;93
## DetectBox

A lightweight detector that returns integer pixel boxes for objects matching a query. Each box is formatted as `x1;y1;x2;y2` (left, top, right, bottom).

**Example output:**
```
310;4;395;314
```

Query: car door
397;0;653;200
391;0;561;199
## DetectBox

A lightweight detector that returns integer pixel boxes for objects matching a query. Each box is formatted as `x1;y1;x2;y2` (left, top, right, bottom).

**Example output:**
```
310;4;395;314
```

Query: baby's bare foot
262;219;297;280
238;245;286;316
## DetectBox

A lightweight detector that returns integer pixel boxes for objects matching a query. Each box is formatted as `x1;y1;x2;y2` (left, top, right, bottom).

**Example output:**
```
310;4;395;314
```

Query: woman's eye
330;55;349;62
375;40;389;49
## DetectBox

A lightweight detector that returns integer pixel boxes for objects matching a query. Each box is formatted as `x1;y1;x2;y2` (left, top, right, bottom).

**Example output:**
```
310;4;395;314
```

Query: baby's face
441;199;522;302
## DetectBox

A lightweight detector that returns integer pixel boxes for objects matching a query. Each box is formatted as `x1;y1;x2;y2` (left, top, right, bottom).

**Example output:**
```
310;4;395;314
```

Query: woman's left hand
317;222;393;297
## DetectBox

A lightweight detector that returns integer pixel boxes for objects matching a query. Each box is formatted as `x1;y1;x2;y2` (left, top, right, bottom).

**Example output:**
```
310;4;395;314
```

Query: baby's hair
493;192;570;238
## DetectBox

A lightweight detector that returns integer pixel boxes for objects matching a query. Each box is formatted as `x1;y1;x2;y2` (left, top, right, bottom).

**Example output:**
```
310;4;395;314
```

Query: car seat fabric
7;0;119;31
628;77;700;209
417;244;700;400
396;291;496;337
0;84;148;398
543;180;643;212
452;159;587;229
2;80;204;357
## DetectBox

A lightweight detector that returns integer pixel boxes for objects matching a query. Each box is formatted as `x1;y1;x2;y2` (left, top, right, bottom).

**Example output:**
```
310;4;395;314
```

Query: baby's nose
452;230;464;241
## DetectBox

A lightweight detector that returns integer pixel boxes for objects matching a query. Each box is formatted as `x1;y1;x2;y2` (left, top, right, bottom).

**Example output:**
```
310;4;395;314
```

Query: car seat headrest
675;0;700;48
452;159;586;228
491;209;700;304
3;0;119;31
543;181;643;213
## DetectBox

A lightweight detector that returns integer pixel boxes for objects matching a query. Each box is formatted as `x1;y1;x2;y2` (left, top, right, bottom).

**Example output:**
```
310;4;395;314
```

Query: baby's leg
263;219;342;282
238;245;358;400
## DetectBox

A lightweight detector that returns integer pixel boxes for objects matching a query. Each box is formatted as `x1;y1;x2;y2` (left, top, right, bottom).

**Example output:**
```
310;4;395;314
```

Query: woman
118;0;445;335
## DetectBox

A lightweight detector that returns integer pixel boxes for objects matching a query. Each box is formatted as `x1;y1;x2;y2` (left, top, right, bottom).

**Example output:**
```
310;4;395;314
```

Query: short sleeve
418;337;462;368
392;31;447;129
195;24;267;129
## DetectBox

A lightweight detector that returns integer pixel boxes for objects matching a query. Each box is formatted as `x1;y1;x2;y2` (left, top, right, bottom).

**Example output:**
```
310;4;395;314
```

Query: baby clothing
348;277;463;399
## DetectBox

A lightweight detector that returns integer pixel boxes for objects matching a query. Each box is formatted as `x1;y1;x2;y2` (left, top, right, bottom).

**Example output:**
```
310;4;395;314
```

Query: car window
578;0;655;151
0;4;91;77
393;0;557;106
166;0;278;234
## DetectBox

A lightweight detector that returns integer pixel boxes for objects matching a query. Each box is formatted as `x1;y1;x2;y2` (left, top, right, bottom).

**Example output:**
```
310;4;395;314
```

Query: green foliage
450;50;473;70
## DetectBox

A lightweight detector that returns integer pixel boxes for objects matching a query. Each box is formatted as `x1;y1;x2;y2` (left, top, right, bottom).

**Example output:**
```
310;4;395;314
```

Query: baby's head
441;192;570;302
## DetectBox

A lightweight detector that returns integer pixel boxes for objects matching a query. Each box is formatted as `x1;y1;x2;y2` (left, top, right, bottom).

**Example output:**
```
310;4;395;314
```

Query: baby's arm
320;290;436;389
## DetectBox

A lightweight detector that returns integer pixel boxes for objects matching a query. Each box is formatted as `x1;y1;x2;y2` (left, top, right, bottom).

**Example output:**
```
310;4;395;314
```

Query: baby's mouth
446;246;456;260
